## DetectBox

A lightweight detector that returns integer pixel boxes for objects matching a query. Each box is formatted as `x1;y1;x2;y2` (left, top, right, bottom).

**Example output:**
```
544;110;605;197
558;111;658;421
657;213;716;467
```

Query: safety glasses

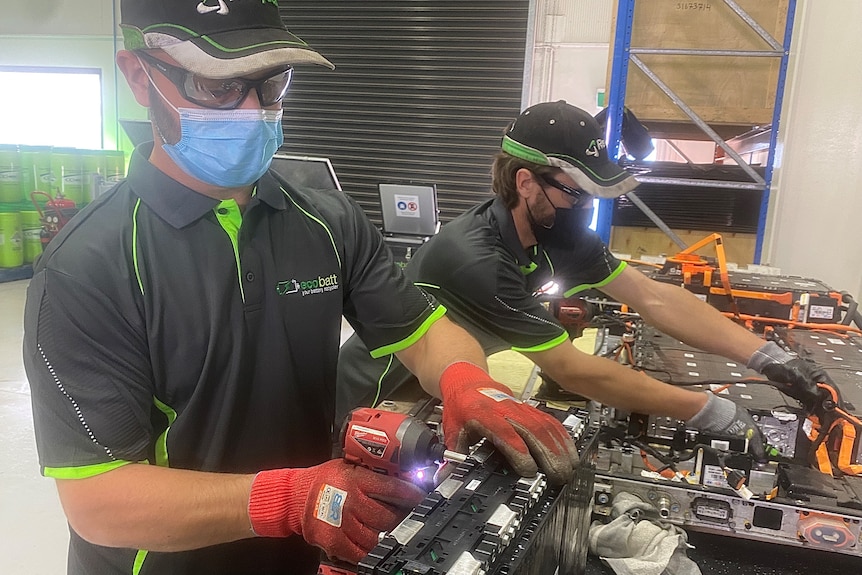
137;51;293;110
540;175;593;207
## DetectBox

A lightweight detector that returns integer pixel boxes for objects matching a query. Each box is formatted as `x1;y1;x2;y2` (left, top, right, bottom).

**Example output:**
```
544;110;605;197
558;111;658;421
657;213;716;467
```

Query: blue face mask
163;107;284;188
139;56;284;188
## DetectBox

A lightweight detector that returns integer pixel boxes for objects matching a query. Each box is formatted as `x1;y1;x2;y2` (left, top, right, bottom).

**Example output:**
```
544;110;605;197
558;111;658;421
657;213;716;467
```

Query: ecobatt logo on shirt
276;273;340;297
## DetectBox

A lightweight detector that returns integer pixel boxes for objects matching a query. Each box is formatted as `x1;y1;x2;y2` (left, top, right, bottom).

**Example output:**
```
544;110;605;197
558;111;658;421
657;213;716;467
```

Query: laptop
378;182;439;245
270;154;342;191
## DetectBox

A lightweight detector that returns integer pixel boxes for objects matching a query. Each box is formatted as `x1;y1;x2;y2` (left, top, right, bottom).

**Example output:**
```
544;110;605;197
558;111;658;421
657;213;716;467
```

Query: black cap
502;100;638;199
120;0;334;79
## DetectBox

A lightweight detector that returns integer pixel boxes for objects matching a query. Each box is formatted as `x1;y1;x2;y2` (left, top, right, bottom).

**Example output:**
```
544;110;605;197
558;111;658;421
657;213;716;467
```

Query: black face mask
534;206;594;242
570;205;595;229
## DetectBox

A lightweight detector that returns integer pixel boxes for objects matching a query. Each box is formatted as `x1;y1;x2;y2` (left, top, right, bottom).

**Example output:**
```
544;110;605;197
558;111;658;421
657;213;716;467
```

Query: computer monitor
270;154;342;191
119;119;154;147
378;183;439;238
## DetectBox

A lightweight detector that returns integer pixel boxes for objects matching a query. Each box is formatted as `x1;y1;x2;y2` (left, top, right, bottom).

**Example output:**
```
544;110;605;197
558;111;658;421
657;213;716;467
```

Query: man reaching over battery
338;100;830;462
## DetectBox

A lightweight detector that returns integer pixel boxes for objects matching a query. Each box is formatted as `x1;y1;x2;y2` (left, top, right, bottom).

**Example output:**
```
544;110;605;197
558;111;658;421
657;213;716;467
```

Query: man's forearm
56;463;256;551
602;268;764;364
529;345;708;421
637;283;764;364
569;354;707;420
395;317;489;398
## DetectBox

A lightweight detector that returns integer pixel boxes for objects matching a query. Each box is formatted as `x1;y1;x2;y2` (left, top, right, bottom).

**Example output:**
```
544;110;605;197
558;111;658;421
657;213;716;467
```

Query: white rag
588;492;702;575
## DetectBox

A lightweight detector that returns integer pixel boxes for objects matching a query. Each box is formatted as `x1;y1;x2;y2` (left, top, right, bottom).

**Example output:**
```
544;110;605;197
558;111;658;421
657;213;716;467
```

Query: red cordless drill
341;407;466;485
318;408;467;575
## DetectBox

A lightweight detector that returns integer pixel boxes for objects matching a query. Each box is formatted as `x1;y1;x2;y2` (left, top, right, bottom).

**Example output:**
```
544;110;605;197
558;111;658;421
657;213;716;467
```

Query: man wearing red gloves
22;2;577;575
249;361;577;564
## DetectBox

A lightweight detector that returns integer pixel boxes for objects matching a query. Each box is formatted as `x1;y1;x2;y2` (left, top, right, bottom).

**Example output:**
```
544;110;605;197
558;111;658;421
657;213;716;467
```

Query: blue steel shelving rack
599;0;798;263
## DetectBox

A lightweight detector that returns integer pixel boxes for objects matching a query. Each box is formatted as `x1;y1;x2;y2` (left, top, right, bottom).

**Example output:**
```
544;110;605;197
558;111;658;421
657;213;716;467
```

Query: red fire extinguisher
30;191;79;250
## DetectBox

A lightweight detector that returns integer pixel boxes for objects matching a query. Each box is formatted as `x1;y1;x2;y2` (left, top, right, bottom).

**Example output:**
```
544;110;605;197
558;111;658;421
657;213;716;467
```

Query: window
0;66;102;149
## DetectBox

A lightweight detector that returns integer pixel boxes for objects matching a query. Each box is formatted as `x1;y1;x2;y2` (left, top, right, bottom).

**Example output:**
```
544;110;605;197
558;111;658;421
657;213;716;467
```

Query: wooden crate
609;226;757;265
611;0;790;132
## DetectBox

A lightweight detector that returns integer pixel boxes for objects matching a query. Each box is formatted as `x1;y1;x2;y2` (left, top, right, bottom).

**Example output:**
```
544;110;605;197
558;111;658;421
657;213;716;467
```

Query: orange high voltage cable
720;312;862;335
640;450;677;479
807;383;862;476
668;233;741;317
622;258;664;269
665;234;840;318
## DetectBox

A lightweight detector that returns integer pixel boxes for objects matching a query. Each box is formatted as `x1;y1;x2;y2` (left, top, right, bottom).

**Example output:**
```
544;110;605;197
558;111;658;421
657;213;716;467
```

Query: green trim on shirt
133;550;148;575
214;200;245;303
43;459;133;480
369;305;447;359
154;396;178;468
280;187;343;269
132;198;145;296
511;331;570;353
563;260;627;297
543;249;555;276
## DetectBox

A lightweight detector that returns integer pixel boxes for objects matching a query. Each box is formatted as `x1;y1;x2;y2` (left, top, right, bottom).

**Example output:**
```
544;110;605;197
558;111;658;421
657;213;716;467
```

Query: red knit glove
248;460;427;564
439;362;579;485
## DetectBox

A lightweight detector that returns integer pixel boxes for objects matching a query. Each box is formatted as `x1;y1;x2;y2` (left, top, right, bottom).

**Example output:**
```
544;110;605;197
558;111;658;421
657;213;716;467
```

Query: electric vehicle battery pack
650;266;842;323
592;323;862;558
357;405;597;575
777;328;862;467
778;329;862;413
631;324;808;460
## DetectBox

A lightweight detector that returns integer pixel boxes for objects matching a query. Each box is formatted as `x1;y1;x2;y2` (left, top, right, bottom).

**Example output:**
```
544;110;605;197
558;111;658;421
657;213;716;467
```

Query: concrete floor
1;279;69;574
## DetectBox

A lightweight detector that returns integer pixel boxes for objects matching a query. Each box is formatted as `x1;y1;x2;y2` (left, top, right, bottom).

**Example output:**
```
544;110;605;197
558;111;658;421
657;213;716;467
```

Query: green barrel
20;208;42;264
52;149;85;206
0;145;22;204
99;150;127;196
81;150;103;203
19;146;38;202
20;145;53;204
0;208;23;268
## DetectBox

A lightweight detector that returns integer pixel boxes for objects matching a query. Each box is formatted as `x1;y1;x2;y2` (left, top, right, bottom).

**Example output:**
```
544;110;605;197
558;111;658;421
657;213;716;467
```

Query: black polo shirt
335;196;624;423
23;144;443;575
406;197;625;352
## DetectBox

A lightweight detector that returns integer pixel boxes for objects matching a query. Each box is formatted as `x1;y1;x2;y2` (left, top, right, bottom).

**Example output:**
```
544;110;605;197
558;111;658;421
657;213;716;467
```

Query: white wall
527;0;613;114
1;0;114;36
0;0;143;154
764;0;862;299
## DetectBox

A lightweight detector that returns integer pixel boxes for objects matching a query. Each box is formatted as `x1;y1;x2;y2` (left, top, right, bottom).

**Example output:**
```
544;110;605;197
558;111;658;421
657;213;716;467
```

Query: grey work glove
747;341;830;411
686;392;766;461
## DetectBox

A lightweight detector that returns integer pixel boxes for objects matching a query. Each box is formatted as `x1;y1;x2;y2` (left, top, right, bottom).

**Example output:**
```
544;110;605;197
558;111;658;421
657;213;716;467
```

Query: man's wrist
440;362;497;392
747;340;795;373
439;362;517;410
686;392;735;432
248;468;305;538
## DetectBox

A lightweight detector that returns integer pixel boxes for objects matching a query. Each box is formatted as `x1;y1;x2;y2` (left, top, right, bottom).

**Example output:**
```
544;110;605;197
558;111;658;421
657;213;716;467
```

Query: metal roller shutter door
278;2;529;225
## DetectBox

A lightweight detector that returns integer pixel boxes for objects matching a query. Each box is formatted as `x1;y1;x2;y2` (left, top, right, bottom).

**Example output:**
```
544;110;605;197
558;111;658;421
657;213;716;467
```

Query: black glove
748;341;830;410
686;392;767;462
